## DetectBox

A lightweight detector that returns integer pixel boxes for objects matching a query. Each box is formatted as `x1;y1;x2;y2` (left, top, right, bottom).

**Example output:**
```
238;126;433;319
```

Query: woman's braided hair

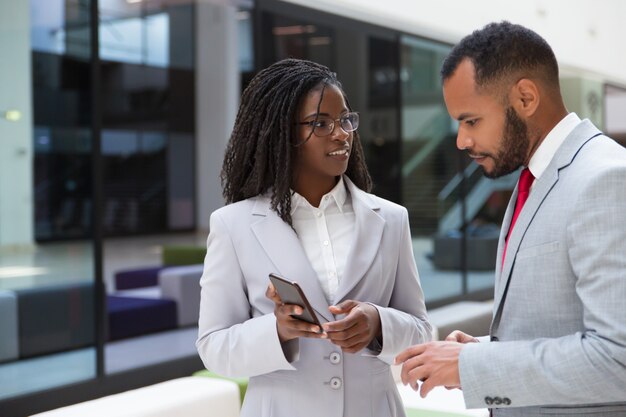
221;58;372;226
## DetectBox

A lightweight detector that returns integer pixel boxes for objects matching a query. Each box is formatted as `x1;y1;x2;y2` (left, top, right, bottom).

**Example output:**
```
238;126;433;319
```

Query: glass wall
256;0;502;304
99;0;196;236
98;0;199;375
1;0;512;413
258;0;401;203
0;0;97;401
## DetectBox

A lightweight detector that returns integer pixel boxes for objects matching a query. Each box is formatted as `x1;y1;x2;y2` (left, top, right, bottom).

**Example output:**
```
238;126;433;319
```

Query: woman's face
293;84;353;191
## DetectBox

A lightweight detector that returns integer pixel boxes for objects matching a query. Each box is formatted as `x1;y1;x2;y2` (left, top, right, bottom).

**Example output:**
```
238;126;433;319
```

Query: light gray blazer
196;176;431;417
459;120;626;416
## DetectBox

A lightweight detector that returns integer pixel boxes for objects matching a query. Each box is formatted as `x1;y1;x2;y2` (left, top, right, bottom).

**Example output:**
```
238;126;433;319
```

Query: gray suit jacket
459;120;626;416
196;176;431;417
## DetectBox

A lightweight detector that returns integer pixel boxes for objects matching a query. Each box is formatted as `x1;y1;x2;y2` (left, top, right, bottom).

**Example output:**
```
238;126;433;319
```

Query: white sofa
113;264;203;328
30;377;240;417
158;264;203;327
428;301;493;341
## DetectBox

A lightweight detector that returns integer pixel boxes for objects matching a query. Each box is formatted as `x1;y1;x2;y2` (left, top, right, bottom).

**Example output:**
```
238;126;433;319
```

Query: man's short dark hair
441;21;559;90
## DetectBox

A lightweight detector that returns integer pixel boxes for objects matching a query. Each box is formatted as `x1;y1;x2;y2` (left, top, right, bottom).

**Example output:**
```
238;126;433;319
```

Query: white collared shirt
527;112;581;188
291;177;356;304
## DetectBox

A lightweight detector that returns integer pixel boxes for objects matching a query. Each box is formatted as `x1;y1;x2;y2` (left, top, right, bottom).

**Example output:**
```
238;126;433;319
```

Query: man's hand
266;283;327;343
394;341;464;398
322;300;381;353
445;330;479;344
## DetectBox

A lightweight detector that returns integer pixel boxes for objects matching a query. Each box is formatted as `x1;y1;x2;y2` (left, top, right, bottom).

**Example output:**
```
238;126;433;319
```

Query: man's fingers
400;354;425;386
395;343;427;365
444;331;462;342
445;330;477;343
420;378;435;398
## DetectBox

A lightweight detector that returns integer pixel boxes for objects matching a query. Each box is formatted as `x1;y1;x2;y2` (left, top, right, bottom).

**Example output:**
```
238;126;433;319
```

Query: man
395;21;626;416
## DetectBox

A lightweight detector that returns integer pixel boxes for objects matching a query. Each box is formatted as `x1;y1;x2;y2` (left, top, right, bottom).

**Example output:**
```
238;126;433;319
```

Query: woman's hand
322;300;381;353
266;283;326;343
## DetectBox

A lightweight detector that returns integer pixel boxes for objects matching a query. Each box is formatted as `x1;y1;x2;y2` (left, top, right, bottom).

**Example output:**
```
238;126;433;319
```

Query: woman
196;58;431;417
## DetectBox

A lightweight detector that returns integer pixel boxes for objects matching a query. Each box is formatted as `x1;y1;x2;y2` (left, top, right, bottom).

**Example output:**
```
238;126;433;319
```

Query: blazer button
494;397;502;405
484;396;494;405
329;377;342;389
329;352;341;364
503;397;511;405
490;336;499;342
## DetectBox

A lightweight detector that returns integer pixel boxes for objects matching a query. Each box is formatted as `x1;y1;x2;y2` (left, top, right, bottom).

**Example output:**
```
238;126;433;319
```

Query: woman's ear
509;78;540;117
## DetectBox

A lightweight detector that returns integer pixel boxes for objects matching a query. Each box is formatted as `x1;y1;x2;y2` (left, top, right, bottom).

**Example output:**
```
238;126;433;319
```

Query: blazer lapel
491;120;602;331
492;169;559;322
250;197;334;322
333;178;385;304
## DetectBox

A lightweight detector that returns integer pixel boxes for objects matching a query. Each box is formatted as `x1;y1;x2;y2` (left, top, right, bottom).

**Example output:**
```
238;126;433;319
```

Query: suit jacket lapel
491;120;602;331
250;196;334;322
333;177;385;304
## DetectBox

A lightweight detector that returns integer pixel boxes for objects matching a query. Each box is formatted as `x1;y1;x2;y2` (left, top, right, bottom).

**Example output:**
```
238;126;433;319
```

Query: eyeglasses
297;112;359;137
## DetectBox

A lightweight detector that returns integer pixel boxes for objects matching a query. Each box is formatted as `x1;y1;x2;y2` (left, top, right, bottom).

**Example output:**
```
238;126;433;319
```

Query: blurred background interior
1;0;625;415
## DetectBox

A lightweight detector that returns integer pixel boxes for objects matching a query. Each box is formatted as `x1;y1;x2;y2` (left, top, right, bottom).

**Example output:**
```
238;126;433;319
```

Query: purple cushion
114;266;164;290
107;295;177;341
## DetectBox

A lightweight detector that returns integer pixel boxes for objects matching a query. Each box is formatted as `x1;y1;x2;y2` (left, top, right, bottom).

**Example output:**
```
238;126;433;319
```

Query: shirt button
329;271;336;277
323;240;329;246
329;352;341;364
316;212;322;217
329;377;342;389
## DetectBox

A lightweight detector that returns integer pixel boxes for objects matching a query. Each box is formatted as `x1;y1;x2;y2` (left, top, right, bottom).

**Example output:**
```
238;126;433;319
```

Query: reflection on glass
100;0;198;378
0;0;97;400
259;11;401;203
400;35;469;302
99;1;195;236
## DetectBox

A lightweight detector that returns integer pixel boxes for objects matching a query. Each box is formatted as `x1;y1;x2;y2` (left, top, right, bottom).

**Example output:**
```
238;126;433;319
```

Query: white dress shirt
291;177;356;304
527;112;581;188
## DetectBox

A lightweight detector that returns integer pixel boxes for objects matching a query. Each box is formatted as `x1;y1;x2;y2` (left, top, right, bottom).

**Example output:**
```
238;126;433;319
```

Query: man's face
443;59;530;178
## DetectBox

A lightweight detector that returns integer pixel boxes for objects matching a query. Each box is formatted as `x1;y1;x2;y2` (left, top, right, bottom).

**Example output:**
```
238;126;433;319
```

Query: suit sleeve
195;210;296;377
370;208;433;364
459;165;626;408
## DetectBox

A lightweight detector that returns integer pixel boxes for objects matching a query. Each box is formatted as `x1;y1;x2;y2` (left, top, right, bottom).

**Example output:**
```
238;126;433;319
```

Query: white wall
0;1;34;247
195;0;240;230
279;0;626;87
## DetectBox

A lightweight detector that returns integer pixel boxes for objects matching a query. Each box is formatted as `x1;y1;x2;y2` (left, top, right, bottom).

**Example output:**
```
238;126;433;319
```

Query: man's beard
482;107;530;179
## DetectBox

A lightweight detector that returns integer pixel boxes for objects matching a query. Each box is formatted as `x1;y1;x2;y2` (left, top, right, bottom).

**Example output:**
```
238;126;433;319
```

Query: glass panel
99;0;198;374
99;1;195;236
400;35;469;302
260;13;334;69
258;11;401;202
0;0;96;399
400;36;506;300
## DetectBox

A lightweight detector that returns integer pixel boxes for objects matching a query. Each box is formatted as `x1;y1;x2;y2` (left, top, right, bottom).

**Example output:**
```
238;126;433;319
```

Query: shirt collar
291;176;348;214
528;112;581;180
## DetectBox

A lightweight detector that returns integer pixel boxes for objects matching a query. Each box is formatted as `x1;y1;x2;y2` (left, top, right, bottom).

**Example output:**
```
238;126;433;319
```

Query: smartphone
268;273;323;330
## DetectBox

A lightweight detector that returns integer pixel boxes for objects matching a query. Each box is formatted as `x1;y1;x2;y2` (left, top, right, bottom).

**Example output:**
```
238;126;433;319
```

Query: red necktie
502;168;534;265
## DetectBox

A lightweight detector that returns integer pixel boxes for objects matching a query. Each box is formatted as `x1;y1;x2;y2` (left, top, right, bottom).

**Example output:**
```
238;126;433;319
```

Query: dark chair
16;282;95;358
